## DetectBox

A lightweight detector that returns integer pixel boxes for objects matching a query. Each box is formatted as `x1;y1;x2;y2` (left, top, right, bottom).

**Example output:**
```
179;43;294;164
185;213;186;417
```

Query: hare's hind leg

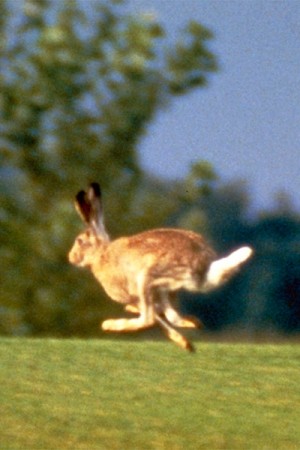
155;314;195;352
102;272;156;332
159;290;201;329
123;295;195;351
122;293;195;351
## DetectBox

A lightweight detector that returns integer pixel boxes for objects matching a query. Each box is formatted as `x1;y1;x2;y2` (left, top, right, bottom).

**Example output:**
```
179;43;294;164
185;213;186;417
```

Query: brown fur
69;228;216;304
68;183;252;351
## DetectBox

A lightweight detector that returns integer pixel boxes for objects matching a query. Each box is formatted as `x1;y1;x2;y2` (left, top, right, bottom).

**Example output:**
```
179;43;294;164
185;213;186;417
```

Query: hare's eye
78;237;84;245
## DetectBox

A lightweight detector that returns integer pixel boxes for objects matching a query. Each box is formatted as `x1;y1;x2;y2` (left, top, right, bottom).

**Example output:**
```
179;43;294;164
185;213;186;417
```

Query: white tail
202;246;253;292
68;183;253;352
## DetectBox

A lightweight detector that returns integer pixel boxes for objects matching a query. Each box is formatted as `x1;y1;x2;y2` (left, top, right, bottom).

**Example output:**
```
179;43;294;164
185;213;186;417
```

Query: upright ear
89;182;101;198
74;183;101;225
87;182;110;241
87;182;102;229
73;182;109;241
87;182;102;217
75;190;91;224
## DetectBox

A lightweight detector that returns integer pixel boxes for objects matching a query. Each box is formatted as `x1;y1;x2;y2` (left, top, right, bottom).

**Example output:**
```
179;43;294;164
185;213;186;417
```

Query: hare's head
68;229;105;267
69;182;110;267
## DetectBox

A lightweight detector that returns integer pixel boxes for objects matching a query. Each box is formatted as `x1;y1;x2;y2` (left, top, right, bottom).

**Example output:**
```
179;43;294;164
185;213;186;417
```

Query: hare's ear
89;182;101;199
87;182;110;241
75;190;91;224
87;182;102;216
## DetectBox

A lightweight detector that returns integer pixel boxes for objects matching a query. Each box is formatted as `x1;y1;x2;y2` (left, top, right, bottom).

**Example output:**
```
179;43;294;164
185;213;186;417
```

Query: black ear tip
90;182;101;197
76;190;86;203
75;189;91;223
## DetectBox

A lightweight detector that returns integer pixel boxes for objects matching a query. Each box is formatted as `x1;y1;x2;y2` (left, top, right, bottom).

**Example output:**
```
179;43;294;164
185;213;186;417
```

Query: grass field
0;337;299;450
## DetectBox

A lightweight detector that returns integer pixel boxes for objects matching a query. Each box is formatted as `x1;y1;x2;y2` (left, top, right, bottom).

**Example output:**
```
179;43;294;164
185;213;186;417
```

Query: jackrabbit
68;183;253;351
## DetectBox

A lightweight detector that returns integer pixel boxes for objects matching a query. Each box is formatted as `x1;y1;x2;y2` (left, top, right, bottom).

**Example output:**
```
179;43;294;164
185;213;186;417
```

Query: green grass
0;338;299;450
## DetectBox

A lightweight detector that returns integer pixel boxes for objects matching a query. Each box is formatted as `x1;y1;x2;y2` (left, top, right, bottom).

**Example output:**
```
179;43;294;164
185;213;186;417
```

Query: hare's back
128;228;212;253
113;228;216;272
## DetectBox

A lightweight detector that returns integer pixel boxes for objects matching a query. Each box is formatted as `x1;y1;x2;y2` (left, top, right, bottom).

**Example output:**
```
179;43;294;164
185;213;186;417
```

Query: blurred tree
246;214;300;334
0;0;217;335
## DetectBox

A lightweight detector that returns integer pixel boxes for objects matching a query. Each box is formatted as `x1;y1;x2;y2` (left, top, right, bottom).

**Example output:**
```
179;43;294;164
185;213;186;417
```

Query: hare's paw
163;307;202;328
177;316;202;328
101;317;154;332
102;318;125;331
166;314;201;328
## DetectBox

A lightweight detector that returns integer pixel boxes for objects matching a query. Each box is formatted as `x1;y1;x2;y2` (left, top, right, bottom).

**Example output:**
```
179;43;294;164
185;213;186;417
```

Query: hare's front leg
102;273;155;332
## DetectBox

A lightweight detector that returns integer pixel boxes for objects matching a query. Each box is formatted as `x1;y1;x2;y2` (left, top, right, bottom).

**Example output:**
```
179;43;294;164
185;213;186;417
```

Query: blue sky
124;0;300;213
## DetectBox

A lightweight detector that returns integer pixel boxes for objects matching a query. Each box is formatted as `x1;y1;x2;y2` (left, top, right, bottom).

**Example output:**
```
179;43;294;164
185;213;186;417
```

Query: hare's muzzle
68;241;85;267
68;248;79;265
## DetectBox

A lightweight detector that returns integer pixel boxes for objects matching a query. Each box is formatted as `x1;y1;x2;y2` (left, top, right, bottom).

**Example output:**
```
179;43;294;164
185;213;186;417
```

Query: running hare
68;183;253;351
